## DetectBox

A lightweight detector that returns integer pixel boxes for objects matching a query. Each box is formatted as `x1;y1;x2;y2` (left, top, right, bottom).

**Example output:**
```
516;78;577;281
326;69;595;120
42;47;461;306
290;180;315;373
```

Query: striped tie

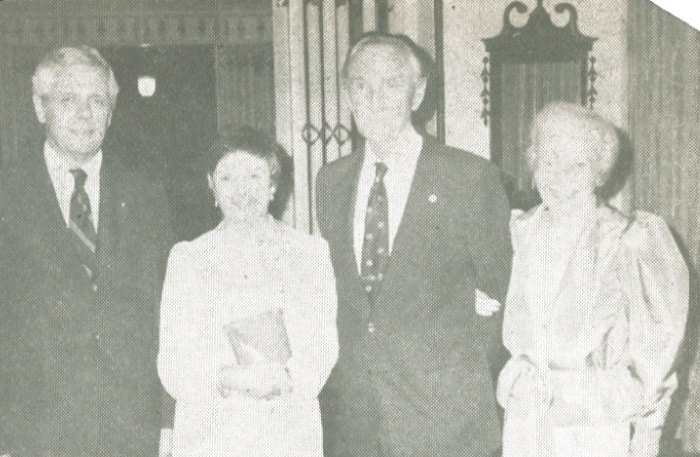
69;168;97;279
361;162;389;297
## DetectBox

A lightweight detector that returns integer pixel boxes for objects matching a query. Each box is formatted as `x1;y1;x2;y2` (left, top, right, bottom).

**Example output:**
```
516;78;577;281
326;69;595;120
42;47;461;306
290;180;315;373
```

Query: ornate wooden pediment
481;0;598;209
483;0;596;63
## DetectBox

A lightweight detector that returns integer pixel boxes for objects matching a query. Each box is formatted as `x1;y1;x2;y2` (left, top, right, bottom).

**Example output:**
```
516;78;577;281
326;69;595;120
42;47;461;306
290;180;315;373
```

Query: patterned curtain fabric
215;44;275;136
627;1;700;452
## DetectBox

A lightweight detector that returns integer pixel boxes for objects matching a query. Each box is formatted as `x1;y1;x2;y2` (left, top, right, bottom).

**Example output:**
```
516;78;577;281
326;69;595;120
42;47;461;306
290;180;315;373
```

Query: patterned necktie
69;168;97;279
361;162;389;296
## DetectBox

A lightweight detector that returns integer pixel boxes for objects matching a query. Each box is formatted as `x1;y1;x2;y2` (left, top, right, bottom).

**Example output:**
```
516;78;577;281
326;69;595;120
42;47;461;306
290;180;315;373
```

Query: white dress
498;206;689;457
157;218;338;457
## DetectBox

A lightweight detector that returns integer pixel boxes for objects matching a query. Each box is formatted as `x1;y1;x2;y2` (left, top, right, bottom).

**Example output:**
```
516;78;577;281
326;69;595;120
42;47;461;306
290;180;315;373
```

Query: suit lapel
377;138;441;302
23;148;70;247
96;153;127;282
333;149;365;280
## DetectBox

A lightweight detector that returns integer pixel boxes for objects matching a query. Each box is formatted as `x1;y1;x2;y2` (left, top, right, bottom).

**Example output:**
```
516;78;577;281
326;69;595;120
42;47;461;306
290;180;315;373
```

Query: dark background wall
102;46;218;241
0;0;274;241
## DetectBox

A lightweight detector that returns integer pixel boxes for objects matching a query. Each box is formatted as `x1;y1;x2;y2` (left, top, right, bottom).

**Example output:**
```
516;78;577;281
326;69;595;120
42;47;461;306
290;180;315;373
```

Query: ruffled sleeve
621;211;689;457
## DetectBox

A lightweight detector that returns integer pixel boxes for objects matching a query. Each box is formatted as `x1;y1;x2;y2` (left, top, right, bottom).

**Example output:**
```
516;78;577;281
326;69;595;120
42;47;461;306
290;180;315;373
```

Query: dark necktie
69;168;97;279
361;162;389;296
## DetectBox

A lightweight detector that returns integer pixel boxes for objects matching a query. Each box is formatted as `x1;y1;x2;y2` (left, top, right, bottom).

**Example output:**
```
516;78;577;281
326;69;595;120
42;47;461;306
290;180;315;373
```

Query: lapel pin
120;202;126;208
428;194;437;203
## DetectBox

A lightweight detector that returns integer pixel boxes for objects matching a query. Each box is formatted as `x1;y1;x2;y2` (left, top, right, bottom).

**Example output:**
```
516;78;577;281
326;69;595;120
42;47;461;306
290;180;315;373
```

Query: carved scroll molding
0;13;273;46
483;0;596;62
481;0;598;126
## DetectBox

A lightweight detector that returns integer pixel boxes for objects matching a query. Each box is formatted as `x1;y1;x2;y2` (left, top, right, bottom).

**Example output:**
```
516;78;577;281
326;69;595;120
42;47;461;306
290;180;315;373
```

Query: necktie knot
375;162;388;181
70;168;88;190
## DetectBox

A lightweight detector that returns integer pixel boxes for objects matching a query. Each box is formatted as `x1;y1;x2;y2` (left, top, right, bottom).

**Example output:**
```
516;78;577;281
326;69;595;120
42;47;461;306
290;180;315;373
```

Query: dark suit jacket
0;145;173;456
316;136;512;457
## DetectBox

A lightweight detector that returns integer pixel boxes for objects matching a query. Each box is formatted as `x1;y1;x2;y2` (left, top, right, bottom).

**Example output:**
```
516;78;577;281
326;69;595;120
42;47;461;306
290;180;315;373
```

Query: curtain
0;46;50;165
628;1;700;452
215;44;275;136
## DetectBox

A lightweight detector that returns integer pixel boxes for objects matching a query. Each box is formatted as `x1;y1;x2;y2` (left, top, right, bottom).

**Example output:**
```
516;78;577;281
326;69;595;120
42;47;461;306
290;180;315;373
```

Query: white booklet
224;308;292;366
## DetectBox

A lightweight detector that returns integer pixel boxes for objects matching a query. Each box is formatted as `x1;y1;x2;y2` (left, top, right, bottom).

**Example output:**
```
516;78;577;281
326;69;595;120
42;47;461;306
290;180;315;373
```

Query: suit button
367;322;376;333
95;333;100;341
91;283;98;292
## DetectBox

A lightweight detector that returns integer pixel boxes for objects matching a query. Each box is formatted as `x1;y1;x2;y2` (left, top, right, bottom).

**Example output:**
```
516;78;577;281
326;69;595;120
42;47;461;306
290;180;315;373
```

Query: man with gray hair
316;32;512;457
0;46;172;456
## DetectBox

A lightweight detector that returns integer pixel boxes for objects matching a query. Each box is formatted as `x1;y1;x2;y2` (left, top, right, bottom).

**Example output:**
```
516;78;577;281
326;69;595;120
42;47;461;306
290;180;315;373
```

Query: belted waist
497;356;643;425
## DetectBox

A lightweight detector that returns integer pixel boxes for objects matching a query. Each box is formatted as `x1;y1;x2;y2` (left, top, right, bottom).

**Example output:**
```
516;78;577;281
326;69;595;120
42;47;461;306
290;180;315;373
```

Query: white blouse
158;218;338;457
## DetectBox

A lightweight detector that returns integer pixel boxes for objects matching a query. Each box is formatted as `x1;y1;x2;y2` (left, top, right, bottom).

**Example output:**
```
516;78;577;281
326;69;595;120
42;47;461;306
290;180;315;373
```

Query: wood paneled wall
628;1;700;452
628;1;699;267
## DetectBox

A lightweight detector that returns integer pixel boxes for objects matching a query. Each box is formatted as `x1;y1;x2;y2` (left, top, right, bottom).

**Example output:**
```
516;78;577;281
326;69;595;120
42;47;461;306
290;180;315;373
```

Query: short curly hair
527;102;619;187
205;126;282;190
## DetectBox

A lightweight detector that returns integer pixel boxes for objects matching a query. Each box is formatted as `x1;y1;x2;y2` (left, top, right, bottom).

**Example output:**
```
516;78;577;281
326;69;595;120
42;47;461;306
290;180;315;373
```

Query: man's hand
475;289;502;316
218;363;287;399
159;428;173;457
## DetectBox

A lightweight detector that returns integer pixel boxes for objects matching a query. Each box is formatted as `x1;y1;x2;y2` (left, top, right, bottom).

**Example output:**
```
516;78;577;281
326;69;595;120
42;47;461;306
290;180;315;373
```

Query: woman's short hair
527;101;620;186
340;31;425;84
32;46;119;108
206;126;283;189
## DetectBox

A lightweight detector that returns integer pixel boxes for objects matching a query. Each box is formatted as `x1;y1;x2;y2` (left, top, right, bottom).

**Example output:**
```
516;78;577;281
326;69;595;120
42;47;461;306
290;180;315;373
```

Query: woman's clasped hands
217;362;291;400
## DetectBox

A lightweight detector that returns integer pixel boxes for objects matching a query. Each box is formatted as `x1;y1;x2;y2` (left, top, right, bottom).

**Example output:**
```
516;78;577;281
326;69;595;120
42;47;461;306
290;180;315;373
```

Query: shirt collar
364;126;423;171
43;141;103;177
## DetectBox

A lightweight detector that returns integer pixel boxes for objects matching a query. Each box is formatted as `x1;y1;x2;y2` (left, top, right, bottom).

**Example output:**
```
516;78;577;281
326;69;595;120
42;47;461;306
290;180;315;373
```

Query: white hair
341;32;424;84
32;46;119;108
528;101;620;186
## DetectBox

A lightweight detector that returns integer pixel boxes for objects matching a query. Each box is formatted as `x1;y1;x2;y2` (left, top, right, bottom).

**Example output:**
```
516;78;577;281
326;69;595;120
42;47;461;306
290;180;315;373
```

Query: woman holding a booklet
157;127;338;457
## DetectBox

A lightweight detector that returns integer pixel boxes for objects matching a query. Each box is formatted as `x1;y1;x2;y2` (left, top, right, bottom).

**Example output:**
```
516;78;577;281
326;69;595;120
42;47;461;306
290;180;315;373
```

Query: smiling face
208;151;275;225
533;124;598;213
33;64;113;165
344;43;426;146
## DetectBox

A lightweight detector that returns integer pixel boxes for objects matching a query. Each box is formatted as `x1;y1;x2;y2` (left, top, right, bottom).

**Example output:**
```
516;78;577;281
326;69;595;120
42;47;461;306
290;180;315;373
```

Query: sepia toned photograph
0;0;697;456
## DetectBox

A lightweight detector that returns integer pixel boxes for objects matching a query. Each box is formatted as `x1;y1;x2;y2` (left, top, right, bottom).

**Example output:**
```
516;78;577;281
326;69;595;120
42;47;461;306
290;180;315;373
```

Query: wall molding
0;12;272;46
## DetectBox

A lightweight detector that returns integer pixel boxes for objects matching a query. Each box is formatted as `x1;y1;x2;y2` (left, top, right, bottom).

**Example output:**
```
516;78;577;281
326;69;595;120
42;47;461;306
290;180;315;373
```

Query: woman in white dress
497;102;689;457
157;128;338;457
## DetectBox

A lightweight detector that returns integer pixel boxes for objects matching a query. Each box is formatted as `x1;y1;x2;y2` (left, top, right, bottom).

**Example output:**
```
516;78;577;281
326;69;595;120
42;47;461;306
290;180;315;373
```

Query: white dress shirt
353;128;423;271
44;142;102;228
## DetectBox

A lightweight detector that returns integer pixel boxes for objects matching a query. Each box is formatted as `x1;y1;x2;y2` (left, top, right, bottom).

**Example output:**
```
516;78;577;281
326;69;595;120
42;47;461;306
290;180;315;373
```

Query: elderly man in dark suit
316;32;512;457
0;46;172;457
